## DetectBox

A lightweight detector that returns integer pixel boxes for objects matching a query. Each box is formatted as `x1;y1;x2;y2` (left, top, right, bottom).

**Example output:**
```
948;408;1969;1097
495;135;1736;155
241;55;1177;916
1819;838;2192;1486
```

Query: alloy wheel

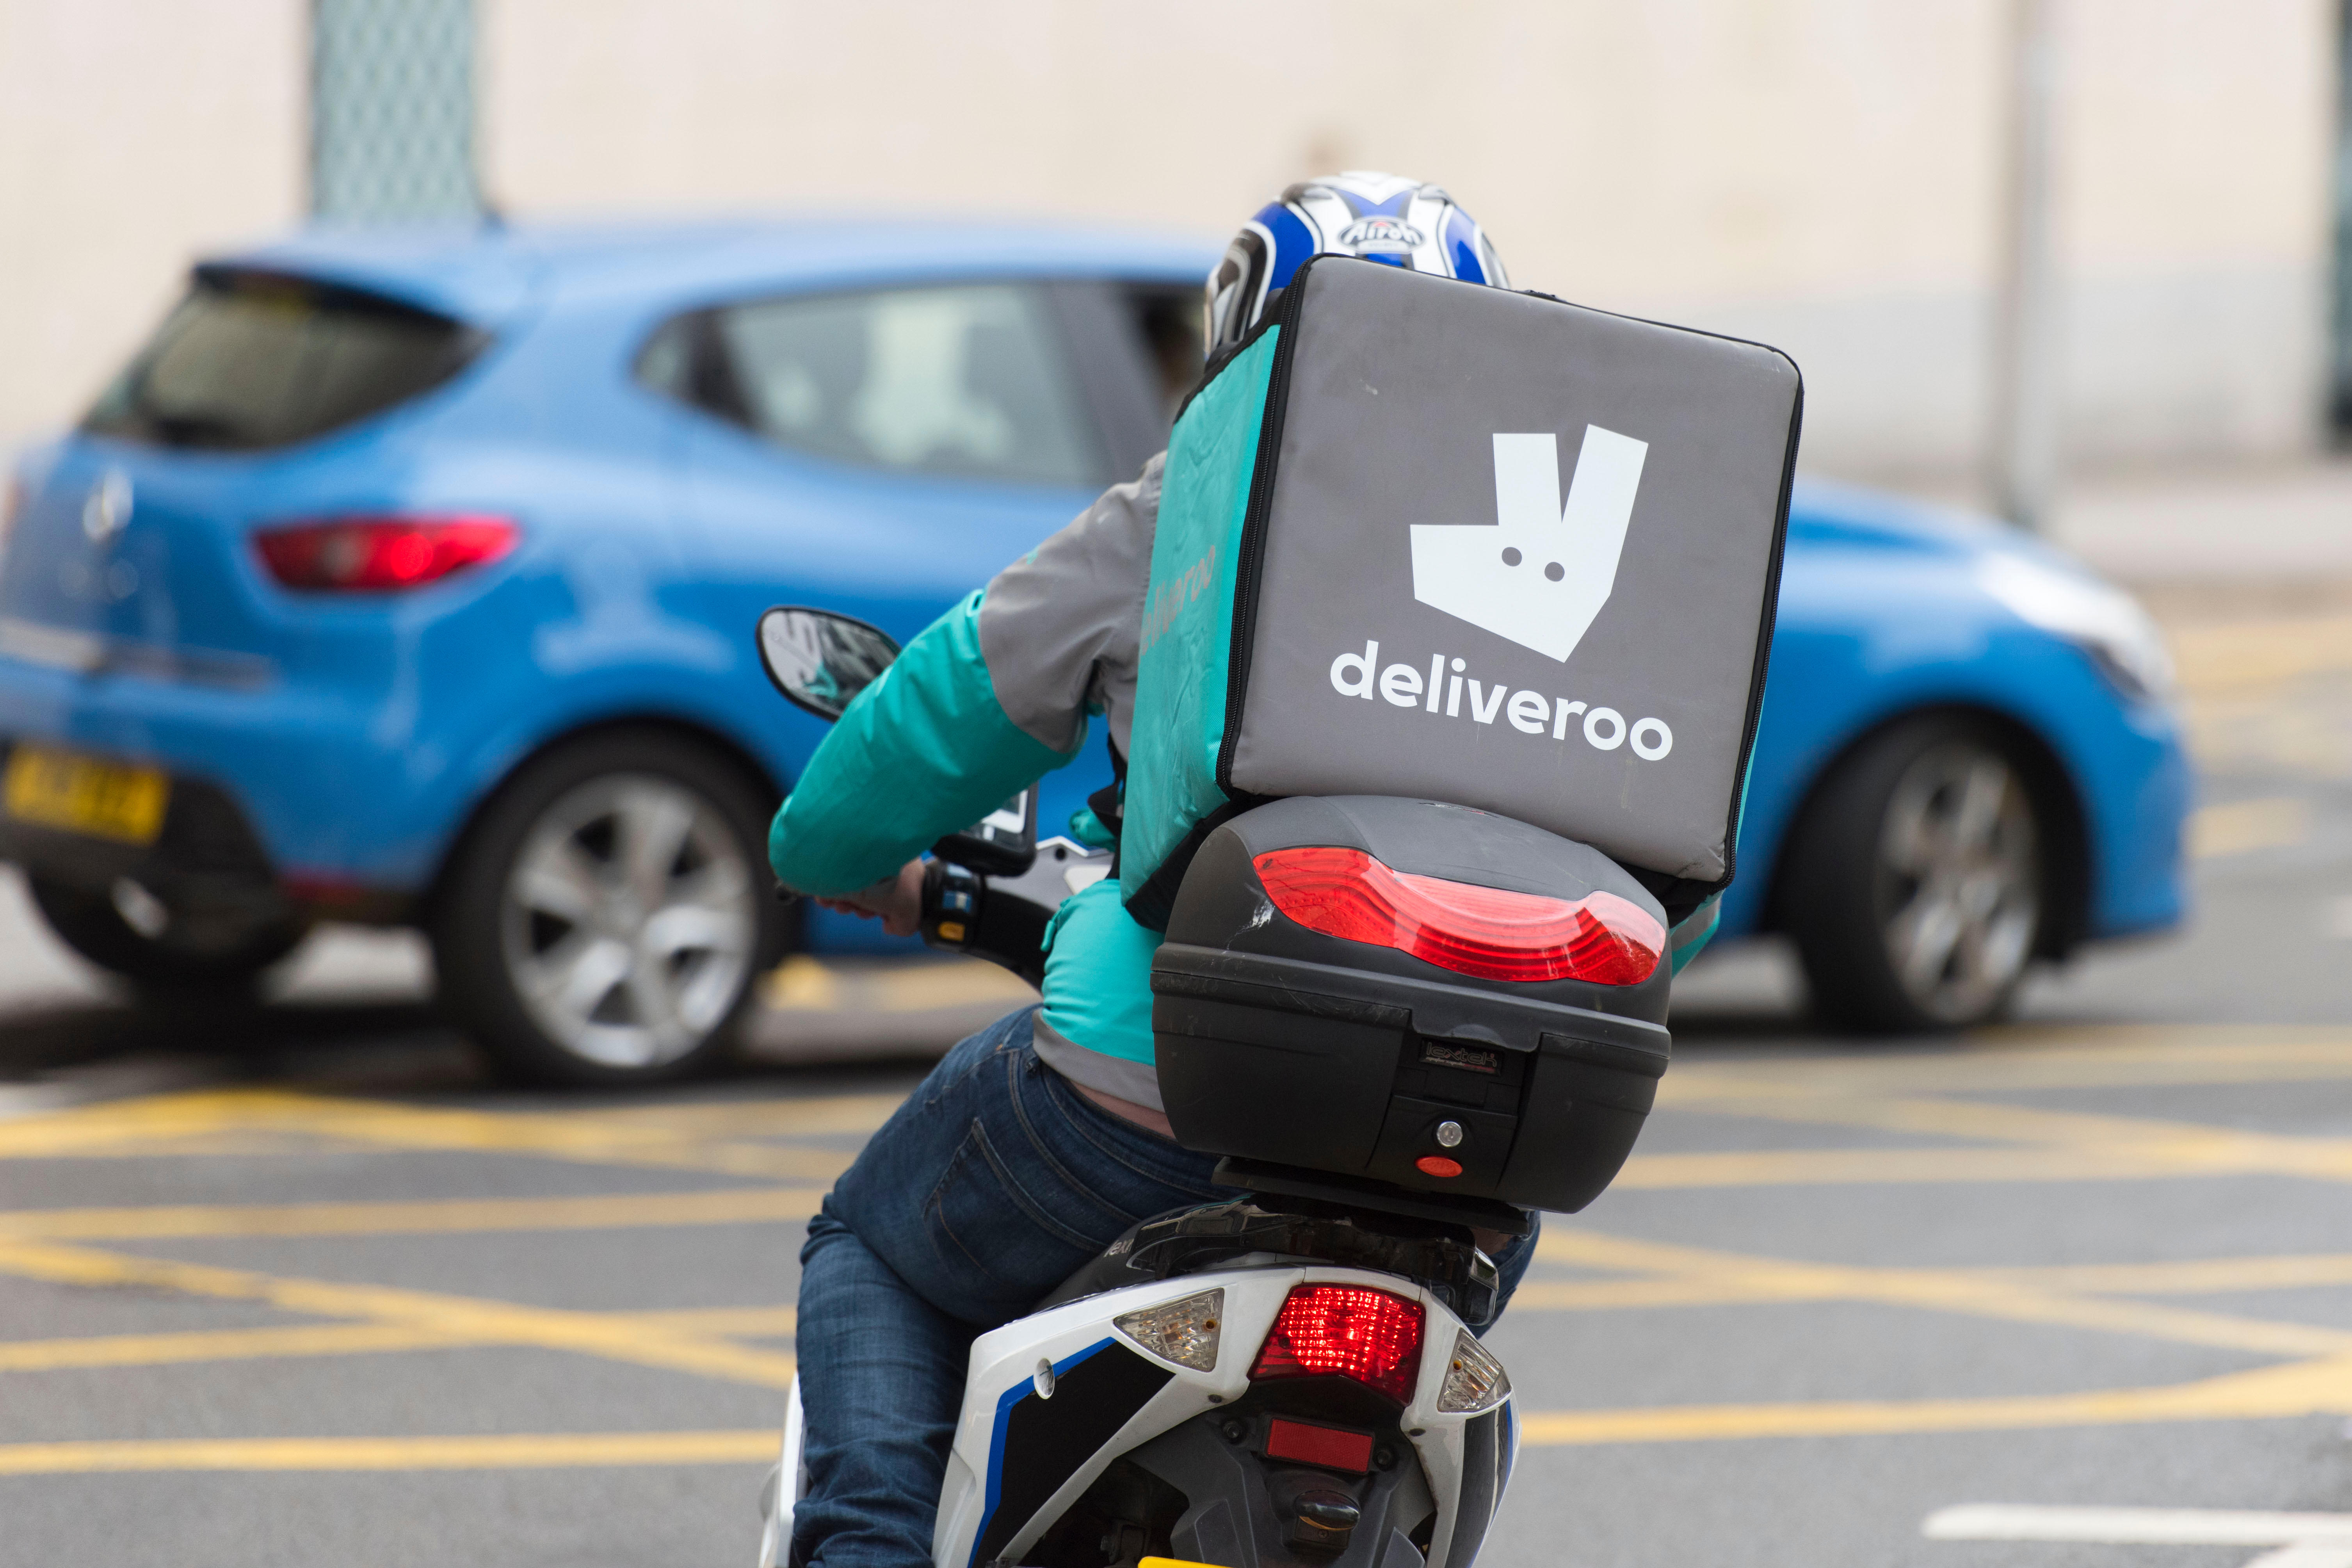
499;773;756;1070
1874;740;2041;1024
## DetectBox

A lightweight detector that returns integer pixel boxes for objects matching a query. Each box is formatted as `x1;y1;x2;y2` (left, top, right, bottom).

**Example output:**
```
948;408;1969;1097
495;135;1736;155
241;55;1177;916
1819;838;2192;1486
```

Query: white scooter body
760;1261;1514;1568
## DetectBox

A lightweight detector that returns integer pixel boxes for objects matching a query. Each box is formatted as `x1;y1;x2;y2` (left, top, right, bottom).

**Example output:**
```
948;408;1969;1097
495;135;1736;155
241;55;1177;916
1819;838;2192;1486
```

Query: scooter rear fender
932;1262;1510;1568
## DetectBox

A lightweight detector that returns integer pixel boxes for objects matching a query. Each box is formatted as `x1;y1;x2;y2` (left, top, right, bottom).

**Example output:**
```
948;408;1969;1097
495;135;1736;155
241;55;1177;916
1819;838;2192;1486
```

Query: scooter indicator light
1415;1155;1463;1179
1114;1287;1224;1372
1434;1327;1512;1414
1251;846;1663;984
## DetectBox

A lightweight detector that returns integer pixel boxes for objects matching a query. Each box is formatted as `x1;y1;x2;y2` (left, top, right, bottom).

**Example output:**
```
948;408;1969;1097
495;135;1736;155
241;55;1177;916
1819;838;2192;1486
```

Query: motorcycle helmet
1204;170;1510;359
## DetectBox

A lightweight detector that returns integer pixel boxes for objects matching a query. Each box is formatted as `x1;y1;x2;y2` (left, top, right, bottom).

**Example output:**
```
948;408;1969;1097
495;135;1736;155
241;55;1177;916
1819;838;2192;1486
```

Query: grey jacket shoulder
977;453;1164;757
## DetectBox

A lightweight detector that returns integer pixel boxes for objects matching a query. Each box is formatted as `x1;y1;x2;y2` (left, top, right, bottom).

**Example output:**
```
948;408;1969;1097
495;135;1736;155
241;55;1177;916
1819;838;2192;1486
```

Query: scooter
752;607;1675;1568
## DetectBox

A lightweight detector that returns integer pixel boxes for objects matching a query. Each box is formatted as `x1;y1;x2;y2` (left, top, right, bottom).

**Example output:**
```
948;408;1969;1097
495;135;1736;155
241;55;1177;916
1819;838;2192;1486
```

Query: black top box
1150;796;1672;1216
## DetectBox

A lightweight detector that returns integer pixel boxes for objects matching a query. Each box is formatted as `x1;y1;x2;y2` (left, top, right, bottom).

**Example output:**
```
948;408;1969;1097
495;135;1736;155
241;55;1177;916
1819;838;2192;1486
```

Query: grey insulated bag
1121;254;1802;927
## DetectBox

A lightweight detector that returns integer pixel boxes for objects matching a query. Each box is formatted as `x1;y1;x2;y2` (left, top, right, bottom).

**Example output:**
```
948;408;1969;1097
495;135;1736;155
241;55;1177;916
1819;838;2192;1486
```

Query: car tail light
1249;1284;1424;1404
253;515;517;592
1252;846;1665;985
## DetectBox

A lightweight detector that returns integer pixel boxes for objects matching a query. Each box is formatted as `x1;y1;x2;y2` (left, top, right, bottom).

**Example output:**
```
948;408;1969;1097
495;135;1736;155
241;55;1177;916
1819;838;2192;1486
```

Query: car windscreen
81;268;483;452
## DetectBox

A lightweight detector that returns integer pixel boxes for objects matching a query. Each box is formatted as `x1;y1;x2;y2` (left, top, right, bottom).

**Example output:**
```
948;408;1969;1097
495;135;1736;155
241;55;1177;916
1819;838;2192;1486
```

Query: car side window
1123;283;1205;425
655;282;1106;488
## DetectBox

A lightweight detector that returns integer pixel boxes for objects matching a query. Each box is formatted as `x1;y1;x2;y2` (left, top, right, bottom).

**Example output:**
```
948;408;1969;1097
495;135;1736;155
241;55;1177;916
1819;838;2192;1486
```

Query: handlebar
918;836;1114;990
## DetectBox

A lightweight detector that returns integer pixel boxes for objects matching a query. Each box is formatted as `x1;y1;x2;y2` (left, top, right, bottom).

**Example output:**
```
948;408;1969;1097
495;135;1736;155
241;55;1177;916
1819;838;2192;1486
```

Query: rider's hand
813;858;927;938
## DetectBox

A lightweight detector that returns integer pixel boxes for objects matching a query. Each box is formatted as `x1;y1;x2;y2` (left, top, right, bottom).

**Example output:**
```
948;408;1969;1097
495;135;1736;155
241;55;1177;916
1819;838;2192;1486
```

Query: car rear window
81;268;482;452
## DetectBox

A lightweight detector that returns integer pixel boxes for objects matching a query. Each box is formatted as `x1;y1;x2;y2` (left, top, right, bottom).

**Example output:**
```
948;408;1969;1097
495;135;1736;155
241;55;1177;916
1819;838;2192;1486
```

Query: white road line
1925;1504;2352;1545
2243;1548;2352;1568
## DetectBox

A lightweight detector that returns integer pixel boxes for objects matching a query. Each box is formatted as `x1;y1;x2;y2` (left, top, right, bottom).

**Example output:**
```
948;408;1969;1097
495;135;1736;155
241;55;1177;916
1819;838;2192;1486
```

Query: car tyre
432;730;788;1087
1781;715;2046;1034
27;874;309;995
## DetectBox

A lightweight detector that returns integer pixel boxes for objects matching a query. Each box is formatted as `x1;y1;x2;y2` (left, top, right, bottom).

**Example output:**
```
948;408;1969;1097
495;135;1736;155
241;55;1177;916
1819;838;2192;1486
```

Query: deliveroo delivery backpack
1121;254;1803;928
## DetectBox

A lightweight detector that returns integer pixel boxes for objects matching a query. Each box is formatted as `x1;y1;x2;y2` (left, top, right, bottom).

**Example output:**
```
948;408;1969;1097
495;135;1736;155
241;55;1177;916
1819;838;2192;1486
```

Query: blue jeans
791;1006;1539;1568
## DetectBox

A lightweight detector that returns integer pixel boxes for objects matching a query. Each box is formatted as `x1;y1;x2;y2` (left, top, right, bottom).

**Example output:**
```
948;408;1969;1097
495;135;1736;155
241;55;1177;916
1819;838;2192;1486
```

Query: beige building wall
0;0;2335;483
0;0;305;446
483;0;2337;479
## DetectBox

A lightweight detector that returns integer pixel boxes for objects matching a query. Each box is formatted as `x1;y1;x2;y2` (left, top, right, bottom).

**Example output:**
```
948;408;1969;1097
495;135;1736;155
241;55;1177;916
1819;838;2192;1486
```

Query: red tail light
1249;1284;1424;1404
254;515;517;592
1252;845;1665;985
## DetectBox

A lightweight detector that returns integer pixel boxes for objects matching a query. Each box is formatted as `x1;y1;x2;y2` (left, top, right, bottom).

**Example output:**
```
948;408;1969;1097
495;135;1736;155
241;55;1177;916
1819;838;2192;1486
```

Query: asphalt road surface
0;593;2346;1568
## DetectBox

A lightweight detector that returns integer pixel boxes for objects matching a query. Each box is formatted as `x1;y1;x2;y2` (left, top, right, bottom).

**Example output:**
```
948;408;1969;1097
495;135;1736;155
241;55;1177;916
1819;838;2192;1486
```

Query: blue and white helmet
1205;171;1510;358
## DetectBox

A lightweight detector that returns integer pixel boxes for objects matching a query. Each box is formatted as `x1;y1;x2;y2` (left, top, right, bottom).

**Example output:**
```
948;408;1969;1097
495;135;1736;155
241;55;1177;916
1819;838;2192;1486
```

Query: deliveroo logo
1409;427;1648;662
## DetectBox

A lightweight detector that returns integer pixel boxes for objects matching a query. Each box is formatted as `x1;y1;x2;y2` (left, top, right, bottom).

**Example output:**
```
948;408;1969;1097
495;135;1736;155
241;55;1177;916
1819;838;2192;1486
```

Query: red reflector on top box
1264;1417;1375;1474
1252;845;1665;984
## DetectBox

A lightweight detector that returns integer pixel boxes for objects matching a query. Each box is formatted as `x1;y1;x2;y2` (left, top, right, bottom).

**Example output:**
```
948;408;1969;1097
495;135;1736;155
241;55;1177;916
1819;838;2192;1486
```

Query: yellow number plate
2;745;169;845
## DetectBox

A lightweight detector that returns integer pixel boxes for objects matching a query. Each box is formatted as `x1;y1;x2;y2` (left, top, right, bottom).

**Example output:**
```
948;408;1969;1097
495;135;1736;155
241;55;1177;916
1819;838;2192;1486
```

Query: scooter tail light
1434;1327;1511;1414
1114;1288;1223;1372
254;514;518;592
1252;846;1665;985
1249;1284;1424;1404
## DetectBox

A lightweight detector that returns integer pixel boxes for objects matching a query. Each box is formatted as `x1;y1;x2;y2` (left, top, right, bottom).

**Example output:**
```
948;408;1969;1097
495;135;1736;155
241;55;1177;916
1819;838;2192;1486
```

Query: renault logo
81;469;132;547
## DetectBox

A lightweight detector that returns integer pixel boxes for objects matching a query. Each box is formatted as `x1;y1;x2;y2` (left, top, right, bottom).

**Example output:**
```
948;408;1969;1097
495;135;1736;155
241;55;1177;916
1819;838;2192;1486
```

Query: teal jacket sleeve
768;590;1082;897
1667;893;1721;975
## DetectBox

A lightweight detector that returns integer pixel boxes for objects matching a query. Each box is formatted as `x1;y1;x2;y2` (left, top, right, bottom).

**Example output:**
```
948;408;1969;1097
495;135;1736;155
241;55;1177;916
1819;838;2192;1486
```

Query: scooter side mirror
756;606;900;721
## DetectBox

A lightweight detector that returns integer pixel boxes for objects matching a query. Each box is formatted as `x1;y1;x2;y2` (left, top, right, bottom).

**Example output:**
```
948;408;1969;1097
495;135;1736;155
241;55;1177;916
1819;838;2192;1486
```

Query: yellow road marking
1512;1253;2352;1312
1532;1230;2352;1358
1509;1276;1805;1310
0;1239;800;1390
1642;1093;2352;1183
6;1351;2346;1469
0;1187;826;1241
1983;1255;2352;1296
169;1096;856;1182
762;954;1032;1014
5;1360;2346;1469
2189;797;2311;858
0;1322;476;1372
1641;1073;2352;1189
0;1086;890;1172
0;1310;799;1373
632;1305;797;1336
1516;1352;2352;1446
0;1308;796;1374
0;1430;779;1474
22;1361;2335;1467
763;955;843;1009
8;1031;2348;1181
1662;1091;2215;1144
1657;1029;2352;1102
533;1097;905;1140
1615;1144;2226;1188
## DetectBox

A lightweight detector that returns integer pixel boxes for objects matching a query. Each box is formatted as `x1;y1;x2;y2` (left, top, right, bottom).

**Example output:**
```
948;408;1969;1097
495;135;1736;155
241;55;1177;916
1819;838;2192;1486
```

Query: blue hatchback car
0;219;2187;1082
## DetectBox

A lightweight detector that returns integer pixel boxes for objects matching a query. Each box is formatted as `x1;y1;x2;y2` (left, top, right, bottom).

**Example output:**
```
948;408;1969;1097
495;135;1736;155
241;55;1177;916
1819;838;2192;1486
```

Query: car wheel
1781;715;2044;1033
432;731;786;1086
27;873;310;994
